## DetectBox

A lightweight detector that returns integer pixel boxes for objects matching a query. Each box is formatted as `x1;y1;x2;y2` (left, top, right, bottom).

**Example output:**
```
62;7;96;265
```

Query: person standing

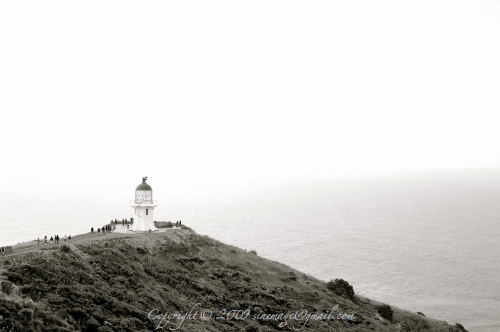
91;227;94;235
50;236;53;245
37;237;40;245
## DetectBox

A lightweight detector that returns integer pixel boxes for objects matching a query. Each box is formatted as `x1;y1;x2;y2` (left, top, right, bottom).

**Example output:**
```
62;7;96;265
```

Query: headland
0;226;469;331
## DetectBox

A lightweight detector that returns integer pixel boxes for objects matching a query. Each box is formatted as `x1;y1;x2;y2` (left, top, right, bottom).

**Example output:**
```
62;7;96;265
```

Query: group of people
91;224;113;236
37;234;70;245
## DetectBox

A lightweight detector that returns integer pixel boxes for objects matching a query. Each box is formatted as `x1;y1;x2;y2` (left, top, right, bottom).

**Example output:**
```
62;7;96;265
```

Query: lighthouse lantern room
131;177;158;232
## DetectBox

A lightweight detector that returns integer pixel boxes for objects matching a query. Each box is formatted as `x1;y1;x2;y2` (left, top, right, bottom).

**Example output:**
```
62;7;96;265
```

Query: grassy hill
0;228;468;332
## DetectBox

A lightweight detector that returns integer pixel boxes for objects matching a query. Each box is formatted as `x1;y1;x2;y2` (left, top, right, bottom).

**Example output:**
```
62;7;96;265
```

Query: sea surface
1;169;499;332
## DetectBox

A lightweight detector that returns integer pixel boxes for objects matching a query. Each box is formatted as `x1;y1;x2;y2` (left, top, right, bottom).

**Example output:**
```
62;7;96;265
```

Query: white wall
133;205;157;231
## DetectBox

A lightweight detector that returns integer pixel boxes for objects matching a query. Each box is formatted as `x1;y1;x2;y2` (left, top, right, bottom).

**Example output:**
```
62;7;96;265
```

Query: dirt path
2;228;180;259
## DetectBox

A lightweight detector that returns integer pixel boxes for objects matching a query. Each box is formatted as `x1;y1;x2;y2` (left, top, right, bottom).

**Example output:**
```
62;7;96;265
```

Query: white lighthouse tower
131;177;158;232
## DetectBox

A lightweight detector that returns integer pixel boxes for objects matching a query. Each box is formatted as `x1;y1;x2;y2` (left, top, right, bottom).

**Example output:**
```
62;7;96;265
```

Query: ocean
1;169;499;331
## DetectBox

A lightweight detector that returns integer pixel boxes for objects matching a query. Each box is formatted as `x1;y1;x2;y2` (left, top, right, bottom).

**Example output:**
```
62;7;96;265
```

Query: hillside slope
0;228;468;332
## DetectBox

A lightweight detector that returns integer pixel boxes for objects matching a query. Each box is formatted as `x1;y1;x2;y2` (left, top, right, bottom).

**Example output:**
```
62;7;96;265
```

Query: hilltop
0;228;468;331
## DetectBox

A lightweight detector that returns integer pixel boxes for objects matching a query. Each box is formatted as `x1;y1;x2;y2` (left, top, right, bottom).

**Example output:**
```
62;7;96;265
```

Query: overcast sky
1;1;499;187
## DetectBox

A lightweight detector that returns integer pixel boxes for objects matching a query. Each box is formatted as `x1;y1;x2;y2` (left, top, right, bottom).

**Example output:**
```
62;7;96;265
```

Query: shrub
60;245;71;253
455;323;468;332
7;272;23;285
19;308;34;324
249;250;257;255
86;317;102;331
401;316;429;331
377;304;393;320
1;281;13;295
245;325;261;332
326;278;354;299
136;247;147;255
155;221;173;228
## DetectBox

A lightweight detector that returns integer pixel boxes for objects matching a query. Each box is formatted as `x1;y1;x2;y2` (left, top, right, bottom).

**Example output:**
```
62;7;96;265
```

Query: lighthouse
131;177;158;232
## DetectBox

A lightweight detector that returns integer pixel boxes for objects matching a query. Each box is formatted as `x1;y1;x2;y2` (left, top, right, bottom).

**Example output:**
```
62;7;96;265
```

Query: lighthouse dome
135;177;153;204
136;182;152;191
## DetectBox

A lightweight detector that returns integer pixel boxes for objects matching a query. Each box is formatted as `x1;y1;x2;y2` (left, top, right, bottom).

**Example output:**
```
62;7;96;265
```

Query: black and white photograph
0;1;499;331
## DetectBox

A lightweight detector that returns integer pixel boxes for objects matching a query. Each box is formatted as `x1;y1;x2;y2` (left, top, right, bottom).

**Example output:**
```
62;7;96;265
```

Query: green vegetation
155;221;174;228
326;278;355;300
0;229;468;331
377;304;393;320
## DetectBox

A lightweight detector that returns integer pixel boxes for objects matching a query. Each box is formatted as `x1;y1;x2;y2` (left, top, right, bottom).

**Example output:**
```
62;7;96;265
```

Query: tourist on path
91;227;94;235
37;237;40;245
50;236;53;245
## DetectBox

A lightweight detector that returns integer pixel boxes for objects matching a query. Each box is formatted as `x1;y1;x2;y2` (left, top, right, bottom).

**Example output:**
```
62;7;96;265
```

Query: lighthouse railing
131;200;157;206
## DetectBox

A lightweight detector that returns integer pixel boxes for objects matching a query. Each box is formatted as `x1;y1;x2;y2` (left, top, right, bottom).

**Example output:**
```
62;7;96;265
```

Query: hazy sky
1;1;499;186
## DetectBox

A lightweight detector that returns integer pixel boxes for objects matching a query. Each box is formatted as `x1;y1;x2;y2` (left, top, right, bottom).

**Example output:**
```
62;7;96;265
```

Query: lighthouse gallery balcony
131;200;157;206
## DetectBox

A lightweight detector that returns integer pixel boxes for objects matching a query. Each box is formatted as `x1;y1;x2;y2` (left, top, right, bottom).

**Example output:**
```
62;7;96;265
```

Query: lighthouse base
131;204;157;232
